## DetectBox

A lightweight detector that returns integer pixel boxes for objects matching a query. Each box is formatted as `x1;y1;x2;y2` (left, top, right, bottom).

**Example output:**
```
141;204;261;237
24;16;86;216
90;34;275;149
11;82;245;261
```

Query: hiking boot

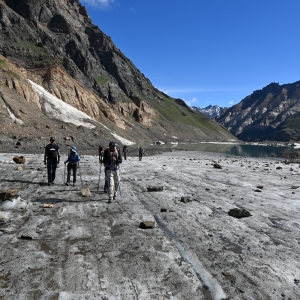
48;182;51;186
73;182;76;186
104;190;108;194
65;182;70;186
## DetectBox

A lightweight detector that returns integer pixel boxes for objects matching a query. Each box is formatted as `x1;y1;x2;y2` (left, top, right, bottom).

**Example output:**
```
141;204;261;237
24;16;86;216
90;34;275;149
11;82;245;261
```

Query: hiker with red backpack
103;141;122;203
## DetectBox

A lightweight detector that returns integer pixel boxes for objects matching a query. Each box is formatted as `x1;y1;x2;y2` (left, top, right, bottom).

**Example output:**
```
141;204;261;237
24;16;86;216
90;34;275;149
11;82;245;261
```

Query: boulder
180;196;193;203
13;156;26;164
213;163;222;169
0;189;19;201
228;208;252;218
147;186;164;192
81;188;91;197
139;221;155;229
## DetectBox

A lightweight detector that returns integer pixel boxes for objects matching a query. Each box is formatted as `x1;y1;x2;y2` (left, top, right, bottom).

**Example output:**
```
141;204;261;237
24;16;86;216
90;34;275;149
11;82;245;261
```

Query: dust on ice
0;151;300;299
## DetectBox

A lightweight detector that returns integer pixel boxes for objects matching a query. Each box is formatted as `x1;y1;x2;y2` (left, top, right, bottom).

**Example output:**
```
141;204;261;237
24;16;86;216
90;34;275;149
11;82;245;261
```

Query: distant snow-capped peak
191;105;224;118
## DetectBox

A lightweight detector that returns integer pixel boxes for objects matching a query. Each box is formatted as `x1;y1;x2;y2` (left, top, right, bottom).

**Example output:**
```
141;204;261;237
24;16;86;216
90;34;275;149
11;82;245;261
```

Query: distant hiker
123;145;128;160
138;146;144;161
44;137;60;185
103;141;122;202
99;145;104;163
64;146;80;186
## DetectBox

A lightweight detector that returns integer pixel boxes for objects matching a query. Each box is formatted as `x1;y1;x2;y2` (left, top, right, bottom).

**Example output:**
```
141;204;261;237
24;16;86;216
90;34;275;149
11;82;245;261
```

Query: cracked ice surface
0;151;300;299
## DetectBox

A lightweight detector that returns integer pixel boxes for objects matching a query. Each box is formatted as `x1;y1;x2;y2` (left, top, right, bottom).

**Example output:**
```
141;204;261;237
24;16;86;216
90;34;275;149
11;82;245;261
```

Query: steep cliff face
216;82;300;141
0;0;235;146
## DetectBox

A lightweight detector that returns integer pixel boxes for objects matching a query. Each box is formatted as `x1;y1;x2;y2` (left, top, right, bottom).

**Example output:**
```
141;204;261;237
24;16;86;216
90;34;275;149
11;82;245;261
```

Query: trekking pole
116;168;122;199
64;163;66;184
78;163;84;189
107;159;113;194
98;162;102;190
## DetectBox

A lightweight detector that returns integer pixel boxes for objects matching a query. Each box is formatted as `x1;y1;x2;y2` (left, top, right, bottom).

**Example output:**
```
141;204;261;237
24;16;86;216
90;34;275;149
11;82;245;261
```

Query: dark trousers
67;163;77;183
47;159;57;183
123;152;127;160
139;154;142;161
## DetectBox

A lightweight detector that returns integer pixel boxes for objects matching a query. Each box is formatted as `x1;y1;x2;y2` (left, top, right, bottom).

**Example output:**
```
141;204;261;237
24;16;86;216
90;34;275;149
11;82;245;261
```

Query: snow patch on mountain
29;80;135;146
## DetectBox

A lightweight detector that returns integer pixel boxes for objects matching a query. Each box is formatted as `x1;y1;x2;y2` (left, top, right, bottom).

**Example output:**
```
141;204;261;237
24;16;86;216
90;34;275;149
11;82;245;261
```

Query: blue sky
80;0;300;108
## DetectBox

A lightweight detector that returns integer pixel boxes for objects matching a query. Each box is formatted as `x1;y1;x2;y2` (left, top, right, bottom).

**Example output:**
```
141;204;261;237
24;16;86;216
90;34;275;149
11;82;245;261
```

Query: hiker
138;146;144;161
99;145;104;163
64;146;80;186
44;137;60;185
103;141;122;202
123;145;128;160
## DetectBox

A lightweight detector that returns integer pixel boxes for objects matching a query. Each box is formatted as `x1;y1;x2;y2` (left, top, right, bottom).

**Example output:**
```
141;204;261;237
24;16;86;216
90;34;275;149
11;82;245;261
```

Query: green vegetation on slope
96;75;111;85
140;93;224;133
278;112;300;132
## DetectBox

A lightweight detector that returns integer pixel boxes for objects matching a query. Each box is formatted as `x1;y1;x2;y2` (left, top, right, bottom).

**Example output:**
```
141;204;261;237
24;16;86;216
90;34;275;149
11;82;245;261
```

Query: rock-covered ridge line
216;81;300;141
0;0;236;144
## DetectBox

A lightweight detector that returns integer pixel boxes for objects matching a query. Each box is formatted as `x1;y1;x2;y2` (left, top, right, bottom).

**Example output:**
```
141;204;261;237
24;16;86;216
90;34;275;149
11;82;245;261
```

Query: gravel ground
1;151;300;299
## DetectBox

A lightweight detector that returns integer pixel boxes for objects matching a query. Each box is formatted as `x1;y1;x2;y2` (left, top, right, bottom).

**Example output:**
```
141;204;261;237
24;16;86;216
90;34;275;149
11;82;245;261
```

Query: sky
80;0;300;108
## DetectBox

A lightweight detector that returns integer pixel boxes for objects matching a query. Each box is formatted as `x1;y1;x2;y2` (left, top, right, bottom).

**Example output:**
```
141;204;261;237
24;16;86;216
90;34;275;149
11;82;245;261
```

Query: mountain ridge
216;81;300;141
0;0;236;148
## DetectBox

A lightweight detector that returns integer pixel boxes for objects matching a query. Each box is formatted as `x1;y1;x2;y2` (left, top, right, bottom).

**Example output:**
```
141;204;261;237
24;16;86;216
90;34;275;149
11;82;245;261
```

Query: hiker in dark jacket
122;145;128;160
44;137;60;185
103;141;122;202
138;146;144;161
64;146;80;186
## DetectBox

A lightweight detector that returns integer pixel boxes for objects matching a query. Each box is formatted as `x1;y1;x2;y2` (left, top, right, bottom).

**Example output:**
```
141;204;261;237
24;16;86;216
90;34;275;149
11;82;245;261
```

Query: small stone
276;166;282;170
254;189;262;192
160;208;167;212
257;185;263;189
43;204;54;208
291;186;299;189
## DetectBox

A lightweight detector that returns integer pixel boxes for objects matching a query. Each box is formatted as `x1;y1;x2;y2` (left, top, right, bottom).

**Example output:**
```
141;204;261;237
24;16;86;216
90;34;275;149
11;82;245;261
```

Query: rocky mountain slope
216;82;300;141
192;105;224;118
0;0;235;151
